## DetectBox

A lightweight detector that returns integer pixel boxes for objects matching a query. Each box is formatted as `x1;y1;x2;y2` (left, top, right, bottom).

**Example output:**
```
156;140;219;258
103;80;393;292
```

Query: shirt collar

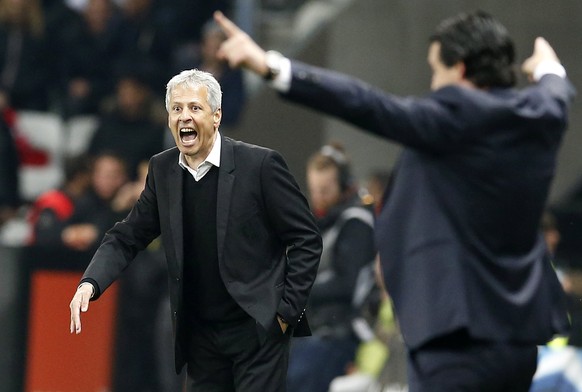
178;131;222;171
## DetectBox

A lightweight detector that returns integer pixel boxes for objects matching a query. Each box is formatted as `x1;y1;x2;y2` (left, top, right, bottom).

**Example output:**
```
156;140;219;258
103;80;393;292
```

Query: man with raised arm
215;10;574;392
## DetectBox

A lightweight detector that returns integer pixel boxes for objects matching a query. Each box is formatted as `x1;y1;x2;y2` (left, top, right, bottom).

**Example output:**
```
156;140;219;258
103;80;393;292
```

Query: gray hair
165;69;222;113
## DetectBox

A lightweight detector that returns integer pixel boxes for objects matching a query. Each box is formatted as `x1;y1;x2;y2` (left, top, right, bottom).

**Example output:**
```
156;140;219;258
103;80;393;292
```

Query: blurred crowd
1;2;581;391
0;0;241;117
0;0;248;235
0;0;247;390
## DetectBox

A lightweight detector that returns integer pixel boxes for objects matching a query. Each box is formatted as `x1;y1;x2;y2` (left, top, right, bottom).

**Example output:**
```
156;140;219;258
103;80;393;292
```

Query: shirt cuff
79;278;100;300
268;57;292;92
533;60;566;82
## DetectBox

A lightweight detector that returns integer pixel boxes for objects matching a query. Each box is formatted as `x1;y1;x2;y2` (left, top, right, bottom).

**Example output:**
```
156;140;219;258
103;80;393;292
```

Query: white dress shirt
178;131;222;181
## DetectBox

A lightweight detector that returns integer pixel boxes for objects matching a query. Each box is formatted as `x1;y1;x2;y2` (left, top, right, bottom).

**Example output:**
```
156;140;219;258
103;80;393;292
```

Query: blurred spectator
329;168;409;391
542;210;582;347
55;0;124;117
542;210;561;257
170;0;231;45
112;235;170;392
529;211;582;392
42;0;78;26
110;159;147;212
0;0;50;111
108;159;174;391
174;19;246;128
287;142;376;392
563;272;582;347
88;71;165;179
42;0;81;100
329;284;407;392
363;169;392;216
116;0;180;97
0;111;20;225
27;154;92;246
61;151;128;252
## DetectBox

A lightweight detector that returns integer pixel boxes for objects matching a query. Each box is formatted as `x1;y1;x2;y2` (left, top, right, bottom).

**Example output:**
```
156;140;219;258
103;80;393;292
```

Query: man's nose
179;109;193;122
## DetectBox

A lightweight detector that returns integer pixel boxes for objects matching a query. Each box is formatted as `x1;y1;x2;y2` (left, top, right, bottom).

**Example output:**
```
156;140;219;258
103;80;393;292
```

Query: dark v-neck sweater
181;166;247;325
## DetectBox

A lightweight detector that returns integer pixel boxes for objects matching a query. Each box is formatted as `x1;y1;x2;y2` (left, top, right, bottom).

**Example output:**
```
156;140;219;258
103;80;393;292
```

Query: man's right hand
521;37;560;80
214;11;270;77
69;283;94;334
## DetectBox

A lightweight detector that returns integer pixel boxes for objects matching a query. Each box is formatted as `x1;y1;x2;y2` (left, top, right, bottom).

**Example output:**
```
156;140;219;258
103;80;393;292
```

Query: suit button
176;277;180;282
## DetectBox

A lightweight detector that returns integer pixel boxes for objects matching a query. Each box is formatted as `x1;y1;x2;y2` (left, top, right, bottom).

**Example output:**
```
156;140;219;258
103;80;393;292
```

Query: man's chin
177;143;199;154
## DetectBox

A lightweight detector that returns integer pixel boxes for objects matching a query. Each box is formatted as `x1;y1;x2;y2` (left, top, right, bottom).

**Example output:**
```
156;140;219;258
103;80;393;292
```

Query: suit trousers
185;316;291;392
407;331;538;392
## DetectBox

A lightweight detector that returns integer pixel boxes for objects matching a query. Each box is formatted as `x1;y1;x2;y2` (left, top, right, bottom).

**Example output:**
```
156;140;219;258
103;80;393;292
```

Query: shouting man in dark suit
69;69;322;392
214;10;574;392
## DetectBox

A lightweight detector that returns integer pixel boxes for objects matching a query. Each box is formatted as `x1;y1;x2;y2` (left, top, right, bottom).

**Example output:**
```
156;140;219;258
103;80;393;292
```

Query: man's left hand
277;315;289;334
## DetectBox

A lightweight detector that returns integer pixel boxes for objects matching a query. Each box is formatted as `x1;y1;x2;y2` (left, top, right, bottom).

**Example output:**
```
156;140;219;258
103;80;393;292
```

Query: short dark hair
430;11;516;88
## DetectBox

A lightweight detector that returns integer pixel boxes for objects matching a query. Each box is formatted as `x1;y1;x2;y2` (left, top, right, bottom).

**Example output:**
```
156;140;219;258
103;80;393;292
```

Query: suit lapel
168;160;184;274
217;136;235;262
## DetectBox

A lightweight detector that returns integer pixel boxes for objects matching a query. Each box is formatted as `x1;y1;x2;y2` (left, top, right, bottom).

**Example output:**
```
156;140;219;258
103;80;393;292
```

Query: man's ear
454;61;466;80
214;108;222;127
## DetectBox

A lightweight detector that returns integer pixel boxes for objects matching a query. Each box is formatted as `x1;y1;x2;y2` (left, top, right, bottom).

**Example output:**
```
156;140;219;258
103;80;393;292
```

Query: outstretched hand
522;37;560;80
214;11;270;77
69;283;94;334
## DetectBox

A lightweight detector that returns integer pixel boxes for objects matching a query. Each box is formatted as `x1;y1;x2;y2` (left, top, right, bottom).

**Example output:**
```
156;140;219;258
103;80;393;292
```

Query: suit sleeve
281;61;575;153
281;61;469;152
81;158;162;300
535;74;576;127
260;150;322;326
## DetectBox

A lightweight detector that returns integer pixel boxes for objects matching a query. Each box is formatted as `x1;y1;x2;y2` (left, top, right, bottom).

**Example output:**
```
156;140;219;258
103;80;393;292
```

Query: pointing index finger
214;11;240;38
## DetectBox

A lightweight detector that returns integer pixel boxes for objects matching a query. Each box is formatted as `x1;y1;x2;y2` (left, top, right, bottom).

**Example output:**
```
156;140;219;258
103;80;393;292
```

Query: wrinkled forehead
169;83;209;104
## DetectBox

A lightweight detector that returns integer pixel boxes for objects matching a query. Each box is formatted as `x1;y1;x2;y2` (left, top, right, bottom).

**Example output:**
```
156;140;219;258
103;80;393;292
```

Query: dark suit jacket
282;61;574;350
81;135;322;371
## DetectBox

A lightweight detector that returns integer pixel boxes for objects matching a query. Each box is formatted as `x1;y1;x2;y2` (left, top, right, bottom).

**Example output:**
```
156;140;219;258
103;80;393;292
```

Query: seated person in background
55;0;124;117
107;158;176;391
0;112;20;227
62;152;129;252
116;0;180;98
88;70;166;179
542;211;582;347
27;154;92;246
330;170;408;392
0;0;50;111
111;159;149;213
287;142;376;392
364;170;393;216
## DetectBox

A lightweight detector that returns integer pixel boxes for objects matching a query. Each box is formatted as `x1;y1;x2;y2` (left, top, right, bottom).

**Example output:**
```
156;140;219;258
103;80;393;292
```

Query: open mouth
180;128;198;146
